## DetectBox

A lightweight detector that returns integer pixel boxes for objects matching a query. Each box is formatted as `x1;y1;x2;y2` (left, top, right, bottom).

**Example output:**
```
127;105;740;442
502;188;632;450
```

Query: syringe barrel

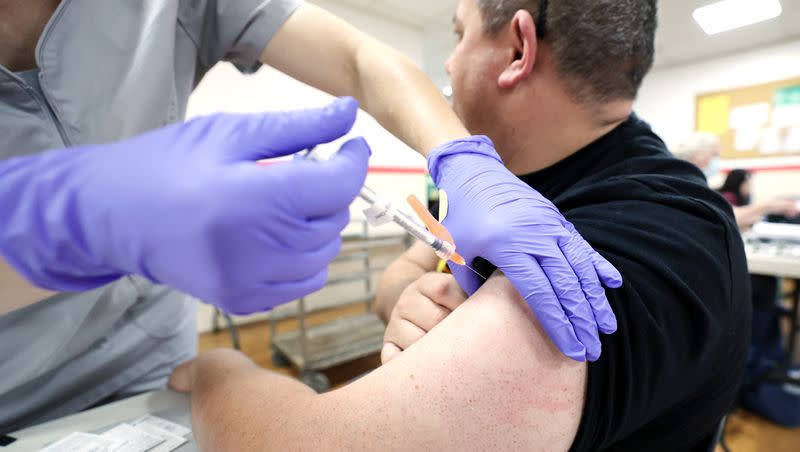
431;238;456;261
359;185;431;242
359;184;455;261
391;207;438;245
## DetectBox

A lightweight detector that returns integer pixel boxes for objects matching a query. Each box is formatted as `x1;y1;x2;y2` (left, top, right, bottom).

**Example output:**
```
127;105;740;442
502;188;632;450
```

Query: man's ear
498;10;538;89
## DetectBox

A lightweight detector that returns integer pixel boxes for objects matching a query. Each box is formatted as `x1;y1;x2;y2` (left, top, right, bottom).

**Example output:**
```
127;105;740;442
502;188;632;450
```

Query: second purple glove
428;135;623;361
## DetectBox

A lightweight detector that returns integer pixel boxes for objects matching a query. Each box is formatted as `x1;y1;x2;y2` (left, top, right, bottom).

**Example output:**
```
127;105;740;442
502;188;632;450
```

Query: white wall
635;39;800;199
423;22;455;92
187;0;430;332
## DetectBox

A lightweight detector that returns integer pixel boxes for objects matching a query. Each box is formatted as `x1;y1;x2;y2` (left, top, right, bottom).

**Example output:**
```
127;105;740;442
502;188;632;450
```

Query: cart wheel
301;371;330;393
270;347;291;368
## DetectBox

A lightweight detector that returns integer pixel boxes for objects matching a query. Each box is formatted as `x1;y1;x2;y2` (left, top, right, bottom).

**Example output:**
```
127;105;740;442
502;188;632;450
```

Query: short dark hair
476;0;658;104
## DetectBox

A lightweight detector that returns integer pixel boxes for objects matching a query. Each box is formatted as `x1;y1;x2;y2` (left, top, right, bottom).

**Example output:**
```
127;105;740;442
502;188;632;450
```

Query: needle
463;262;487;280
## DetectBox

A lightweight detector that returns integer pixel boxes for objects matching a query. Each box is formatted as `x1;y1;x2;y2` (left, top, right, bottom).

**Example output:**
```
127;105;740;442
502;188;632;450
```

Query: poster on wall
696;77;800;159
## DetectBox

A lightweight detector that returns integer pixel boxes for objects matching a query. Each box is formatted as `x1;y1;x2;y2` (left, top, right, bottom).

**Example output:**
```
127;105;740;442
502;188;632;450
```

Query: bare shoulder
314;273;587;451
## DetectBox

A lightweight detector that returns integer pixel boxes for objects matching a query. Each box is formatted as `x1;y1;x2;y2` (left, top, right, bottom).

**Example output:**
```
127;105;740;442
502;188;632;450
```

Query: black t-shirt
514;115;750;451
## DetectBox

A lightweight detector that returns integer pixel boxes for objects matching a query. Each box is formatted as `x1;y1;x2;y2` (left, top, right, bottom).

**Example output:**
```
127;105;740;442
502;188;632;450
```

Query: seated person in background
716;168;799;424
718;169;754;207
170;1;749;450
671;132;722;180
718;168;799;223
674;135;799;229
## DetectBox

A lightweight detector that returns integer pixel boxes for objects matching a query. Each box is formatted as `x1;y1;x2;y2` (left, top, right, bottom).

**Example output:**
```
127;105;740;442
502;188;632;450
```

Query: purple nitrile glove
0;97;370;315
428;135;623;362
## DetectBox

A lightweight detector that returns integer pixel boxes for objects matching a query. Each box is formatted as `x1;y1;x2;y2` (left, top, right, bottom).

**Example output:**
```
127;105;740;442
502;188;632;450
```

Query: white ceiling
653;0;800;67
332;0;458;26
332;0;800;69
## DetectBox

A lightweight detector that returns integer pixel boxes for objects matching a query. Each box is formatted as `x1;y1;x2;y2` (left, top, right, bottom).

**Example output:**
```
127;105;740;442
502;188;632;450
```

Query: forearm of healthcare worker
0;98;368;316
264;4;623;361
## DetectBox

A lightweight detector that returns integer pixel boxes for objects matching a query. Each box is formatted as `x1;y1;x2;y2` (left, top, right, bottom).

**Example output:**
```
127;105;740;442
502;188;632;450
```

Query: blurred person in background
719;168;753;206
675;135;798;229
712;165;800;427
673;132;721;179
718;169;798;226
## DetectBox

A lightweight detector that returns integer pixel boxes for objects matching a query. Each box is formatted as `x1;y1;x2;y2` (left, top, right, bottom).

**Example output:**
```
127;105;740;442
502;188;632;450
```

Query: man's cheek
451;81;471;124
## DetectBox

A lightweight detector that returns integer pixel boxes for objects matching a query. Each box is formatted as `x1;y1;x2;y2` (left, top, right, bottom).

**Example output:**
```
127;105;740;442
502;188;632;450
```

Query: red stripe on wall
367;166;427;174
256;160;426;174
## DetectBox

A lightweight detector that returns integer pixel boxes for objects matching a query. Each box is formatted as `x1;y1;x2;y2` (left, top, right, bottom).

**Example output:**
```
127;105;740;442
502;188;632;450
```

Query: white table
4;391;196;451
747;252;800;279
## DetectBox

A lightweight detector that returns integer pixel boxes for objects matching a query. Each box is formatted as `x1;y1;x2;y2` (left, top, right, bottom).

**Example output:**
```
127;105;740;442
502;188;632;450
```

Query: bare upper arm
259;2;469;155
259;3;366;99
305;273;587;450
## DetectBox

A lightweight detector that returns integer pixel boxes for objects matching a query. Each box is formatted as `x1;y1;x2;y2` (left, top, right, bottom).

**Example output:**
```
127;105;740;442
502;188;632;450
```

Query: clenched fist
381;273;467;363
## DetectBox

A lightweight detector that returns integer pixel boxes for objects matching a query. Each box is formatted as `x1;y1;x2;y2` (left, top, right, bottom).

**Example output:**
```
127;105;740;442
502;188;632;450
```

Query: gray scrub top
0;0;302;432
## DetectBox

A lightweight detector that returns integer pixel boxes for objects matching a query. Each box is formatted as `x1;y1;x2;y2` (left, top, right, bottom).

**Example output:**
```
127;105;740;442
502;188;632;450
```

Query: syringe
358;185;465;265
299;147;486;276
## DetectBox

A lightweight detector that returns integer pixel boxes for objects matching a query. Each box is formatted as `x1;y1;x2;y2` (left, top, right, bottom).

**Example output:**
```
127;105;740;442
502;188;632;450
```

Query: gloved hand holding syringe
301;147;485;278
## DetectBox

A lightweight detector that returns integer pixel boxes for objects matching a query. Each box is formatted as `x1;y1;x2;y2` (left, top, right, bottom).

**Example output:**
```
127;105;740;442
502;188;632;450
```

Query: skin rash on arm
189;273;587;451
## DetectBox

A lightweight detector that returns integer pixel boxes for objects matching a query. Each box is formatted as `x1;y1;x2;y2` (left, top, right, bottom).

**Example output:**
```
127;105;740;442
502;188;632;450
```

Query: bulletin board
695;77;800;159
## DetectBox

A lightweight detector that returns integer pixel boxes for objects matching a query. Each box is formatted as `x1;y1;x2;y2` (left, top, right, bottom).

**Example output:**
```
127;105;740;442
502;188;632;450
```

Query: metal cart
268;220;406;392
209;309;241;350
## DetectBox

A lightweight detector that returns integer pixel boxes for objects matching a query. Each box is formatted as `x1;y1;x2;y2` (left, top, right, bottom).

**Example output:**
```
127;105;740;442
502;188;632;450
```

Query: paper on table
101;424;163;452
39;432;119;452
751;221;800;241
132;423;187;452
130;415;191;438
